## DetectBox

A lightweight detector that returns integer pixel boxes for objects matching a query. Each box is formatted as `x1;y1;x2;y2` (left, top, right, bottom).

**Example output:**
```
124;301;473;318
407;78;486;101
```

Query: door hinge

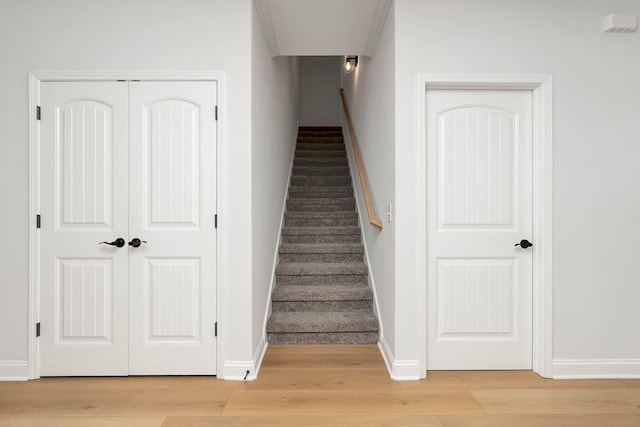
215;105;218;121
36;106;41;121
36;322;41;337
214;214;218;229
214;322;218;337
36;214;41;229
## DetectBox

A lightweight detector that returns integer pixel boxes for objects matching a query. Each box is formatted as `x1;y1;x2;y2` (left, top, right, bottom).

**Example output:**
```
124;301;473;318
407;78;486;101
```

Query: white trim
364;0;393;57
0;360;29;381
553;359;640;379
28;73;40;380
223;338;267;381
253;0;280;57
378;337;420;381
416;73;554;378
28;71;228;379
29;71;223;81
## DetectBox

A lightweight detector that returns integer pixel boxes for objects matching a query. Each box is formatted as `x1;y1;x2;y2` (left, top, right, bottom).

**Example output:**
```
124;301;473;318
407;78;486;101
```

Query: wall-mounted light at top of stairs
344;56;358;73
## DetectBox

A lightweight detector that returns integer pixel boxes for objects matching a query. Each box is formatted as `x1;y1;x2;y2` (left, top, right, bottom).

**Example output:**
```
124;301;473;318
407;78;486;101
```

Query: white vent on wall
603;14;638;32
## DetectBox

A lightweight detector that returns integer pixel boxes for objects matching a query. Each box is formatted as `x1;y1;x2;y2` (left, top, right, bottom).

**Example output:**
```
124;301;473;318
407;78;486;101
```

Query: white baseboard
0;360;29;381
553;358;640;379
222;336;268;381
378;336;420;381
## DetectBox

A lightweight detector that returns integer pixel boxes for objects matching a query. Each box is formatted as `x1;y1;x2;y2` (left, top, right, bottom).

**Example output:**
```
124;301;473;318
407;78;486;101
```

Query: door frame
416;74;553;378
28;71;227;379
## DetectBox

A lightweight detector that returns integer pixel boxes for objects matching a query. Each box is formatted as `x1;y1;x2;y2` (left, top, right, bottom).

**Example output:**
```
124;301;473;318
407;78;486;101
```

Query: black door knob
99;238;126;248
515;239;533;249
128;238;147;248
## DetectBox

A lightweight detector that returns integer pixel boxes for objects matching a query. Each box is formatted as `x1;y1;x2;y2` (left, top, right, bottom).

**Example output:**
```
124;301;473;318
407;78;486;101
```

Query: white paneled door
426;90;533;370
40;81;217;376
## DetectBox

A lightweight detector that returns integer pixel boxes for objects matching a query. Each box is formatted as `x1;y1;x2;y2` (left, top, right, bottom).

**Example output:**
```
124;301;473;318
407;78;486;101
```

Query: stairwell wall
341;5;397;375
299;56;342;126
250;2;300;376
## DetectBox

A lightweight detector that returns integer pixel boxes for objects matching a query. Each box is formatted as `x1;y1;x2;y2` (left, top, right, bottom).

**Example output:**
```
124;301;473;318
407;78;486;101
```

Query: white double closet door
39;81;217;376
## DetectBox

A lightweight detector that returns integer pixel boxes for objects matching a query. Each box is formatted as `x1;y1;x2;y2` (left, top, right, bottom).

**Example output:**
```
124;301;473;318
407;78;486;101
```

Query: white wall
299;56;341;126
394;0;640;375
341;6;397;373
251;3;299;374
0;0;254;377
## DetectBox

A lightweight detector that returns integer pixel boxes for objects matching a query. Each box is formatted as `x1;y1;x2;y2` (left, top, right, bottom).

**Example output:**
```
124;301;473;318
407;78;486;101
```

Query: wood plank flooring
1;345;639;426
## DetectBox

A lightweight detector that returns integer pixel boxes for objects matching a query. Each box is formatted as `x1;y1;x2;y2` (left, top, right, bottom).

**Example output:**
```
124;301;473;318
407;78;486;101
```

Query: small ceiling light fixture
344;55;358;73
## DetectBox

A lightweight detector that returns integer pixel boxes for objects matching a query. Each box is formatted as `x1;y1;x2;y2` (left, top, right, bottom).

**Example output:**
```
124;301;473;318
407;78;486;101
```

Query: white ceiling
254;0;392;57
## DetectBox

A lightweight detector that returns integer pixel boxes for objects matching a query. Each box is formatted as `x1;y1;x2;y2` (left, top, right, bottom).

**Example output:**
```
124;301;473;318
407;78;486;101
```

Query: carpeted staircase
266;126;379;344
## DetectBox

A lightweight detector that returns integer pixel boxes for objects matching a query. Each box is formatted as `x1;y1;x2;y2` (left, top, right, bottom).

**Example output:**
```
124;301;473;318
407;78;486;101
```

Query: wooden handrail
339;88;383;231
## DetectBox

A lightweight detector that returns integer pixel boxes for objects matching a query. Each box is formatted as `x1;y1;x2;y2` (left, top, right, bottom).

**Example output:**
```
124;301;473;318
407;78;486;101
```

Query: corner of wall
378;337;420;381
222;336;268;381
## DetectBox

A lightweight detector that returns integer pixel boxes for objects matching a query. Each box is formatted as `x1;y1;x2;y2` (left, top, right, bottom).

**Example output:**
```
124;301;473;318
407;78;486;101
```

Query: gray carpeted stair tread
287;198;354;207
279;243;364;262
285;211;357;219
273;300;372;312
294;157;347;166
295;150;346;158
289;186;353;195
279;243;363;254
276;274;368;286
297;132;344;138
282;226;360;236
267;311;377;333
298;126;342;131
279;253;363;263
272;283;372;301
276;262;368;276
281;234;362;244
291;176;351;186
287;204;354;213
266;126;378;345
284;217;358;227
297;137;344;145
292;166;350;176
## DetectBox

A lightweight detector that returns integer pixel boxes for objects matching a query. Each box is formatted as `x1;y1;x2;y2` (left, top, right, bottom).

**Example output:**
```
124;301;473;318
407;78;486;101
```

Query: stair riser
297;132;343;138
295;150;346;158
292;167;349;176
272;285;372;302
281;235;361;244
288;190;353;199
298;126;342;131
291;177;352;186
267;332;378;345
272;300;372;312
279;253;363;263
287;204;355;212
297;137;344;144
284;212;358;219
276;275;368;285
294;158;347;166
284;218;358;227
276;265;368;276
279;243;364;254
282;227;361;236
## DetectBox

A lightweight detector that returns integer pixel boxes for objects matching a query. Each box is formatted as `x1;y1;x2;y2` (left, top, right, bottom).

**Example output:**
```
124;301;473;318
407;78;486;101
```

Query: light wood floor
1;345;639;426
